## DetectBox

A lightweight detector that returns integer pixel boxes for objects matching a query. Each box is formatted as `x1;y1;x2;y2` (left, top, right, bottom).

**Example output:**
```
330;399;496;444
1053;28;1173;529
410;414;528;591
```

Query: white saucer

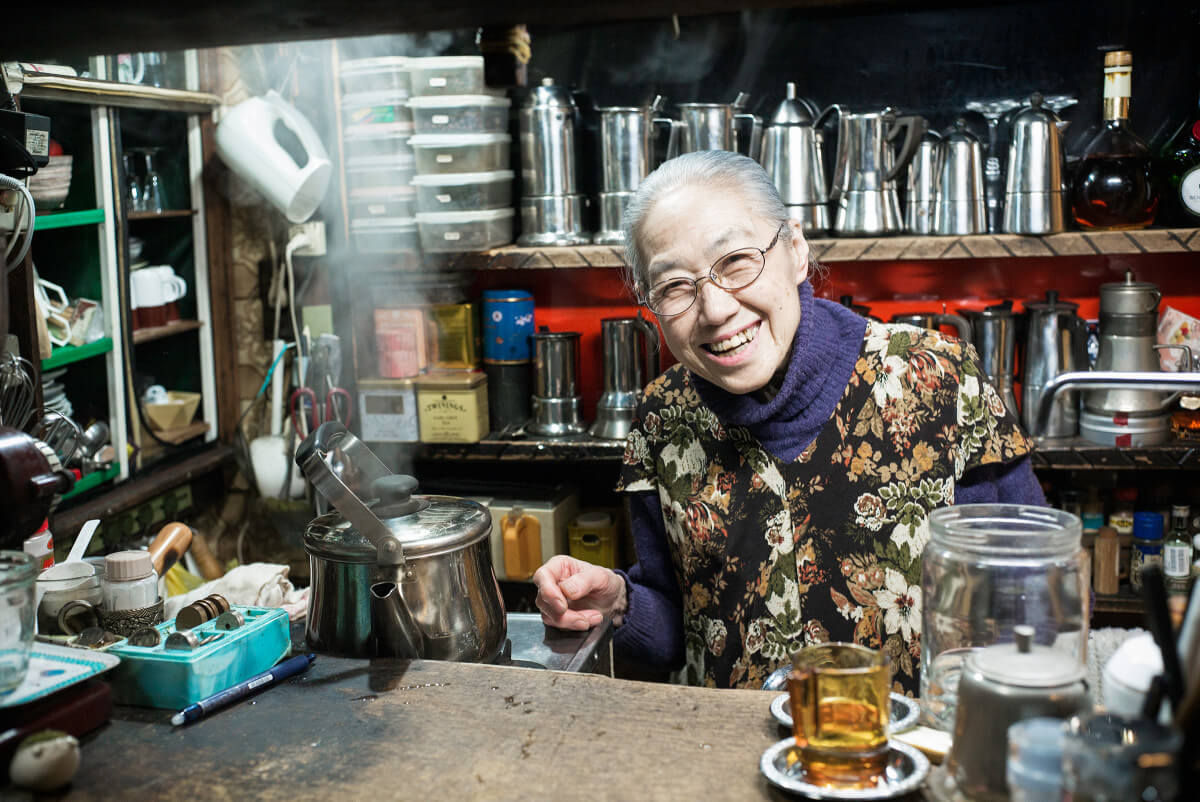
770;693;920;735
759;737;930;800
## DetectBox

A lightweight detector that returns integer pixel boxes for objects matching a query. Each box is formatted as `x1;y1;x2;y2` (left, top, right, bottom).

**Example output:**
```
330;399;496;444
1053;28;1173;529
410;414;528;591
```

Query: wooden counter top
61;656;811;801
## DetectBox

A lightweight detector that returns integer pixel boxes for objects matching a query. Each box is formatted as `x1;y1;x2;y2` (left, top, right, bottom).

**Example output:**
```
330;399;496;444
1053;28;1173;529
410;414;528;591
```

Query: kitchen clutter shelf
132;319;204;345
34;209;107;231
18;72;220;112
41;337;114;371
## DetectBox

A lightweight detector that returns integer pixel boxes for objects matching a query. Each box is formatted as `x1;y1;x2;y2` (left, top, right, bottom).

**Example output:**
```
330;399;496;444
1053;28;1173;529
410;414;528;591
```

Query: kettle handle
635;311;662;387
885;114;927;182
934;313;973;343
262;89;326;171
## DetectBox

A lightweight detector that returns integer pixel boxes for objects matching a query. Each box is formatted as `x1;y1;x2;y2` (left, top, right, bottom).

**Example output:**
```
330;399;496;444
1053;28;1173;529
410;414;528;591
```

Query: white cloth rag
164;562;309;622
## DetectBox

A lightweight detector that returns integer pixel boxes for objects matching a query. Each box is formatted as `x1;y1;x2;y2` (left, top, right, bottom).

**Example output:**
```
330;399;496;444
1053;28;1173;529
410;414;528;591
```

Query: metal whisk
0;353;36;432
33;412;83;467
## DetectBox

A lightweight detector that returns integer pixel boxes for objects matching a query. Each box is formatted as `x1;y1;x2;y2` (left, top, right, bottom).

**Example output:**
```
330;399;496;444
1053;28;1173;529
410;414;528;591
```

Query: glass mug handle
786;667;818;746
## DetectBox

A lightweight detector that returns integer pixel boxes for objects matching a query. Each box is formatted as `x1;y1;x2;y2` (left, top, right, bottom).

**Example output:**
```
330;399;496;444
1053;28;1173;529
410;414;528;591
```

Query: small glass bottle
102;551;158;612
1163;505;1193;597
1070;50;1159;230
1130;511;1164;594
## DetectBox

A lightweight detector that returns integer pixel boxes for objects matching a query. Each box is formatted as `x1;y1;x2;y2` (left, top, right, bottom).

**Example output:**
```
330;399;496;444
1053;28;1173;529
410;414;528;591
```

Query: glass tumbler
0;551;37;695
920;504;1087;731
1061;713;1180;801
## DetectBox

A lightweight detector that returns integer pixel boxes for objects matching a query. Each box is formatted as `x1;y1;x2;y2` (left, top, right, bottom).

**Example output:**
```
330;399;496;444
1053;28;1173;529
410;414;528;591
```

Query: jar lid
1132;511;1164;540
105;550;154;581
967;625;1086;688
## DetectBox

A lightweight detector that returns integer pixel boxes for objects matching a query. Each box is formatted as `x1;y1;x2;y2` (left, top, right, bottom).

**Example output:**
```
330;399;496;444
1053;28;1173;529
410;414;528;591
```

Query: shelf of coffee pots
419;431;627;462
456;228;1200;270
1030;436;1200;471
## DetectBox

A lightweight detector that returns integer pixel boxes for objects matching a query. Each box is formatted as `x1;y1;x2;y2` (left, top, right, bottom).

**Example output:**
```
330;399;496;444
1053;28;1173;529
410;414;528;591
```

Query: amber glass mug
787;643;891;786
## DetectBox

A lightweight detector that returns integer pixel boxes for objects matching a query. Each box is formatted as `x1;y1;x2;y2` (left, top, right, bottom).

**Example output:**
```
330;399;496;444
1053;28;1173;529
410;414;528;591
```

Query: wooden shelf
132;319;204;345
127;209;197;221
41;337;114;370
456;228;1200;270
34;209;106;231
18;73;219;113
1031;437;1200;471
419;433;627;463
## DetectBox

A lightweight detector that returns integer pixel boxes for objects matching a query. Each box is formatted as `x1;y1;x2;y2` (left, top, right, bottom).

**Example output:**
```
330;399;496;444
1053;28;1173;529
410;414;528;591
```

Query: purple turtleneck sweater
613;282;1046;670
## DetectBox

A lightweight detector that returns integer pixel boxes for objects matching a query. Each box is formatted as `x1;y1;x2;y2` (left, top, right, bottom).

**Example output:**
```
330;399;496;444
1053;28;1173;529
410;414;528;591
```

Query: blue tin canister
482;290;535;363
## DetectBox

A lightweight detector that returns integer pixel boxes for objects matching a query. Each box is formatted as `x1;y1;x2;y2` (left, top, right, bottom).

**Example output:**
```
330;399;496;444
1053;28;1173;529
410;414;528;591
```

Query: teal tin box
108;605;291;709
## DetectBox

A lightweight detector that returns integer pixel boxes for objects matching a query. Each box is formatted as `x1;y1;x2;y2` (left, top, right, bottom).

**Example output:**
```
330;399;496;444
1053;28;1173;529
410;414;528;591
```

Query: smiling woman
532;151;1046;694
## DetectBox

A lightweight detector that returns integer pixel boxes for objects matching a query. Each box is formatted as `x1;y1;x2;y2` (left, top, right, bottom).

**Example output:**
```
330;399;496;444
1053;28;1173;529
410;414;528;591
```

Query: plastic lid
350;217;417;230
411;170;513;186
575;511;614;528
346;154;415;170
408;133;511;147
343;89;411;105
105;550;154;581
1133;511;1164;541
349;185;416;200
407;95;511;108
407;56;484;69
340;57;408;73
415;208;513;223
968;626;1086;688
344;122;413;139
1006;717;1067;793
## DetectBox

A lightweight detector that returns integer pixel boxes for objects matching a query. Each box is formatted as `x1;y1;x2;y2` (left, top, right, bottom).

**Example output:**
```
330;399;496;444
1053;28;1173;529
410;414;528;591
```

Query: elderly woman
533;151;1043;693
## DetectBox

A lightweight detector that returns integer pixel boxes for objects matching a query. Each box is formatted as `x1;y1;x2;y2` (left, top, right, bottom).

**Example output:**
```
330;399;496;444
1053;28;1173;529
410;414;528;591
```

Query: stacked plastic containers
407;56;515;252
341;57;420;262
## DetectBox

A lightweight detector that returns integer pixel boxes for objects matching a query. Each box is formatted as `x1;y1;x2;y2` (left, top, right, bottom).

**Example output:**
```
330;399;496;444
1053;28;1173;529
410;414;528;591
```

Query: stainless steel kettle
822;106;926;236
1003;93;1070;235
759;82;830;234
296;423;506;661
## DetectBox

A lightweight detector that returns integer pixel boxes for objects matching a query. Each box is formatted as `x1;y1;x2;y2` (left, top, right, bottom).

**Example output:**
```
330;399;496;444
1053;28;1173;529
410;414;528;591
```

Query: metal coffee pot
934;118;987;235
675;91;763;160
1022;291;1089;437
906;123;940;235
528;329;586;437
822;106;925;236
591;316;661;441
889;311;972;342
518;77;589;246
594;97;673;245
1003;93;1069;235
296;423;506;661
759;82;830;234
1086;272;1191;418
959;301;1021;421
944;625;1091;802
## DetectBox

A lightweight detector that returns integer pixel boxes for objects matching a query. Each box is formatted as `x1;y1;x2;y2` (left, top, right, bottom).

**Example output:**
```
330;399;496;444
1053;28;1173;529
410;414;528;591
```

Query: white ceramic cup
130;269;166;309
148;265;187;302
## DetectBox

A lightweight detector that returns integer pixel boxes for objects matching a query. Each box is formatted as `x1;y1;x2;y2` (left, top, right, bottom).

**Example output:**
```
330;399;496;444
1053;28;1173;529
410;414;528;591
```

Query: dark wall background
523;1;1199;158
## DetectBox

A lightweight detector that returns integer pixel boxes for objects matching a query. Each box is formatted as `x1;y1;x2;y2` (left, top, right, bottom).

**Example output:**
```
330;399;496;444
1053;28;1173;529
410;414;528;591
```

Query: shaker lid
967;625;1086;688
105;550;154;581
525;77;575;108
769;82;814;126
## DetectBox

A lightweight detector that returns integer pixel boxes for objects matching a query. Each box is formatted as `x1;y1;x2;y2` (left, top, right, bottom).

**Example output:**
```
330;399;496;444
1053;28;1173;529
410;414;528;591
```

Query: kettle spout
371;580;425;658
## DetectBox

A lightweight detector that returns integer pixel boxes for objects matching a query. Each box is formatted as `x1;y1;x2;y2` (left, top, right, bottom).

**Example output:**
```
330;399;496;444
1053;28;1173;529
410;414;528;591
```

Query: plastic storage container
411;170;513;212
351;217;420;255
920;504;1087;732
345;155;415;194
343;90;411;127
406;56;486;97
340;56;409;95
416;208;514;252
349;187;416;221
408;95;511;135
344;123;413;161
409;134;511;174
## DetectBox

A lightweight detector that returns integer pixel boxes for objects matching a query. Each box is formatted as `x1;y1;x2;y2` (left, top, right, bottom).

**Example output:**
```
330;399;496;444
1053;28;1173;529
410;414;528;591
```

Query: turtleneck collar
690;281;868;460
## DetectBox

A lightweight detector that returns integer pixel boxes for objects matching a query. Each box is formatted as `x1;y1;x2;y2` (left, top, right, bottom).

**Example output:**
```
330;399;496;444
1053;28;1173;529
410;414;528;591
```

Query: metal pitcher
591;316;661;441
822;106;926;236
760;82;830;234
296;423;506;661
676;92;763;160
597;96;675;193
906;123;941;235
890;312;972;342
1022;291;1090;437
1003;93;1069;235
959;301;1021;421
934;118;987;235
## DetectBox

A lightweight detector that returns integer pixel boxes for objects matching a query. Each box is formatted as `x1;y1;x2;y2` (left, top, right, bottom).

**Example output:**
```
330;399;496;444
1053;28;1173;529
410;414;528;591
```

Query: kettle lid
769;82;816;126
1023;290;1079;313
944;117;980;145
1011;92;1063;127
526;76;576;108
966;625;1086;688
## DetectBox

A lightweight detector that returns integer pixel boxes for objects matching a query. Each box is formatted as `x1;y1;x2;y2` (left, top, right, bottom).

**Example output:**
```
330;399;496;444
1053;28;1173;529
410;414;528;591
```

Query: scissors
290;382;352;437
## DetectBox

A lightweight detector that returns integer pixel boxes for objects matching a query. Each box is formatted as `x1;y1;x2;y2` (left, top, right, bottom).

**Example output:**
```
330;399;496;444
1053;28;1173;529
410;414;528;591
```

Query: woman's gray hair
619;150;822;299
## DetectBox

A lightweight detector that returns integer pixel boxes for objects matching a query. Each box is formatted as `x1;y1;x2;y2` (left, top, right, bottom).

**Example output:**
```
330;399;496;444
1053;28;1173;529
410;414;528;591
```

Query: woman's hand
533;555;626;631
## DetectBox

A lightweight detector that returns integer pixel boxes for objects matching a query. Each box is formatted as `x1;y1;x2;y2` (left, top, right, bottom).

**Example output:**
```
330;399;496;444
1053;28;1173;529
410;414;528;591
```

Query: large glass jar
920;504;1087;731
0;551;37;695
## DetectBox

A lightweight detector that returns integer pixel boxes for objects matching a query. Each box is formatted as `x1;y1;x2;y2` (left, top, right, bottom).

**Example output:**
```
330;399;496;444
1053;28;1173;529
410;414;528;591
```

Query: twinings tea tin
414;371;488;443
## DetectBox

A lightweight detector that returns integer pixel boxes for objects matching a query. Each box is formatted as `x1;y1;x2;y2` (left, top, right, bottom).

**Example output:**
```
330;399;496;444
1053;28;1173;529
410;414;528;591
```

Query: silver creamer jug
1003;93;1069;235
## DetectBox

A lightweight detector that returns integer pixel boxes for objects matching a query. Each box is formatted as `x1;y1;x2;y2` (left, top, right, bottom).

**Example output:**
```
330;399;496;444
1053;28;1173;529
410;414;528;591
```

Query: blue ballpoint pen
170;653;316;726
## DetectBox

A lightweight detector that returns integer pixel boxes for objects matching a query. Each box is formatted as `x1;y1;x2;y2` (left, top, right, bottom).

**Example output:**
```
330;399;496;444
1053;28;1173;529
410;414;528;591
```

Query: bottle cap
1103;50;1133;68
1132;511;1164;541
105;550;155;581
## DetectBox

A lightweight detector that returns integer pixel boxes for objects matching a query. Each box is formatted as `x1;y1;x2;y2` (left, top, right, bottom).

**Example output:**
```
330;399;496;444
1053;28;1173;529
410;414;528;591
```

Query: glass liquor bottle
1157;91;1200;227
1071;50;1159;230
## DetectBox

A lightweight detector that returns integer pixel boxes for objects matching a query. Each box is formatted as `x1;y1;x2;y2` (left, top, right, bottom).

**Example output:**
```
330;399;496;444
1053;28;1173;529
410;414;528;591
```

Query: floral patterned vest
616;322;1032;692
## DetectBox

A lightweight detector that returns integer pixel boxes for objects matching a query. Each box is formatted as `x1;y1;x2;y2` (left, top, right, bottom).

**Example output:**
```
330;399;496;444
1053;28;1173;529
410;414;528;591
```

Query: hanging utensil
33;412;83;467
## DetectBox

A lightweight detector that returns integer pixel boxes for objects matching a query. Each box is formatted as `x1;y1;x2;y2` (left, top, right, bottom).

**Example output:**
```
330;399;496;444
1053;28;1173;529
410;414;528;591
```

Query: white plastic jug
215;90;332;223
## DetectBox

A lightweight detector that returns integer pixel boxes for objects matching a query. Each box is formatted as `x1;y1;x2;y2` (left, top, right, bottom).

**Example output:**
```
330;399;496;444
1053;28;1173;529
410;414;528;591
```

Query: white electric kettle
215;90;332;223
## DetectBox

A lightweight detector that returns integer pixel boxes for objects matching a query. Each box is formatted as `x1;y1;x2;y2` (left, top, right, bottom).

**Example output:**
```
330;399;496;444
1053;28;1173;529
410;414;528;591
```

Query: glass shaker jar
0;551;37;695
920;504;1087;731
